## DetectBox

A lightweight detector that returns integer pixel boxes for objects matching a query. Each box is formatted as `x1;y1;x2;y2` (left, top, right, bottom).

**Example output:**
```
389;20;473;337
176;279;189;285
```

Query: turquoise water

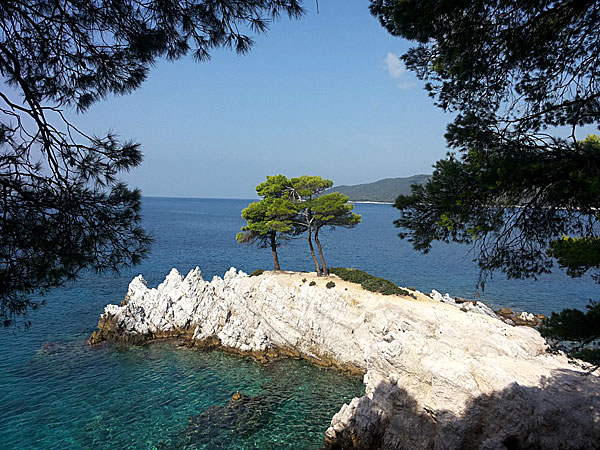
0;342;363;449
1;198;597;449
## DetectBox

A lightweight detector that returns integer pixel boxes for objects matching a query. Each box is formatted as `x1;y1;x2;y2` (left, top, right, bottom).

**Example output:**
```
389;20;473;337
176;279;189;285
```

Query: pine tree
0;0;304;325
288;176;333;275
237;176;297;271
310;193;361;275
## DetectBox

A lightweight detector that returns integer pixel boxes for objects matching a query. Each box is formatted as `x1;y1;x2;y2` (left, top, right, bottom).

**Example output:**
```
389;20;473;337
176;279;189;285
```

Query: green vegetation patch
329;267;414;297
249;269;264;277
571;348;600;366
540;301;600;366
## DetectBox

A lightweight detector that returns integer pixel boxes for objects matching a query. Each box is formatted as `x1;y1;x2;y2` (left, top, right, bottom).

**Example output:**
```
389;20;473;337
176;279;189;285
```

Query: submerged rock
181;393;275;448
37;340;89;356
90;268;600;449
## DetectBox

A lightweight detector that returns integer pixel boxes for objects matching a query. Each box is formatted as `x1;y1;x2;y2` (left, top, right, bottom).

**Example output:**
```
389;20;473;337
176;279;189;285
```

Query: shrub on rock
329;267;414;297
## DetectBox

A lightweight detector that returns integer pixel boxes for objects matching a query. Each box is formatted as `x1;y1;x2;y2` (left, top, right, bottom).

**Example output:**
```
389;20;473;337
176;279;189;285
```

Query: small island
89;267;600;450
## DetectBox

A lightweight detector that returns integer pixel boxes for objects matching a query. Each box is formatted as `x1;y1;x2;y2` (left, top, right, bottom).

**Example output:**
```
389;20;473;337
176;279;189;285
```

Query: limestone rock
430;289;499;319
496;306;545;327
90;268;600;449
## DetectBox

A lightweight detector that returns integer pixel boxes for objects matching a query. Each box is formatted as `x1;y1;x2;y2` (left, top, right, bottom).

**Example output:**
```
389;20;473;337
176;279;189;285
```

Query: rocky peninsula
89;268;599;449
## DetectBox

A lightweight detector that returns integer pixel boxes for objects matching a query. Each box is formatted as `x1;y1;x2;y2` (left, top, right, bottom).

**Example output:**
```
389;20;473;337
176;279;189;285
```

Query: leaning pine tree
288;176;333;275
310;193;361;276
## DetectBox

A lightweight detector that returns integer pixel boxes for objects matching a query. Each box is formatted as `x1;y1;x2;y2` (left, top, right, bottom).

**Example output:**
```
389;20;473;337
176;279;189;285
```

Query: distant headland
326;174;431;203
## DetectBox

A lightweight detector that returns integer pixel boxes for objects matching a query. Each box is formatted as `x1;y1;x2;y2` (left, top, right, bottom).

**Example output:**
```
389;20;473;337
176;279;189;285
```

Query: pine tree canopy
310;193;361;229
237;197;297;248
370;0;600;284
0;0;304;326
371;0;600;365
238;175;361;275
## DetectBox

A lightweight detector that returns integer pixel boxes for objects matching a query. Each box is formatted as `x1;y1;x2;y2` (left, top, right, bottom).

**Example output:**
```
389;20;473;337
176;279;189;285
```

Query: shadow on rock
327;368;600;450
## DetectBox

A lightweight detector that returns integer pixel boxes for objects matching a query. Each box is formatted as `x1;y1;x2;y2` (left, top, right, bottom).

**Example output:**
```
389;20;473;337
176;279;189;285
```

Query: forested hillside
329;175;431;202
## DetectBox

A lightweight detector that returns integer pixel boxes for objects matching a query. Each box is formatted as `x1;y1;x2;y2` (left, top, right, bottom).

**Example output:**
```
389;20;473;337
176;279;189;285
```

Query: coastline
349;200;394;205
89;267;600;449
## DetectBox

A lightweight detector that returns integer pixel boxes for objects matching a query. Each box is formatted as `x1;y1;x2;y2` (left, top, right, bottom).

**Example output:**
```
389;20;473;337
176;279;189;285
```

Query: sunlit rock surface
90;268;599;450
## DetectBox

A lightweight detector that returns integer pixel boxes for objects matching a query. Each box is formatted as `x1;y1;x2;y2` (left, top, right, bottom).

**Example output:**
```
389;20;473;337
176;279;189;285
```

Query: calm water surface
0;197;597;449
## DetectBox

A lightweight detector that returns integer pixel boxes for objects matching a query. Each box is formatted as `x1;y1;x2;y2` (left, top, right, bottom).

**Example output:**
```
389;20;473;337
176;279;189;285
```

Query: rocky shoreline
89;268;599;449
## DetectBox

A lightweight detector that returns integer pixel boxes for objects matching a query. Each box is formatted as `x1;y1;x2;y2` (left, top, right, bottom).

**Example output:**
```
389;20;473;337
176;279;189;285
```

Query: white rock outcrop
90;268;600;450
430;289;500;318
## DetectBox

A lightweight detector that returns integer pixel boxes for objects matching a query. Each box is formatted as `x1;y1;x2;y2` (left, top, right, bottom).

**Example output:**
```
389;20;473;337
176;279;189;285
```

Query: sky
67;1;452;199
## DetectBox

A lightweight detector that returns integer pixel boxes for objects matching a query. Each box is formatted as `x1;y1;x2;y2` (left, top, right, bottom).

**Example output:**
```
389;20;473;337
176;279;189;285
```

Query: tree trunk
314;226;328;276
307;225;321;275
270;233;281;271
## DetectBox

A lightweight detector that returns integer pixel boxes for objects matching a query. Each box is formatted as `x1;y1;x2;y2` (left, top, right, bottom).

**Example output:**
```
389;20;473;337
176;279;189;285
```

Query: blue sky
69;1;451;198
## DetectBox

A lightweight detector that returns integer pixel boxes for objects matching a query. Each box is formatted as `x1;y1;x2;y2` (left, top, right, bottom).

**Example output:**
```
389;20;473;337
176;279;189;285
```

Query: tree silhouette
370;0;600;282
0;0;304;326
370;0;600;363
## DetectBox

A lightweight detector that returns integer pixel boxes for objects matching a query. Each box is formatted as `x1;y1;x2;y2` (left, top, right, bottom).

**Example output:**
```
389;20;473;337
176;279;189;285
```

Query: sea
0;197;597;450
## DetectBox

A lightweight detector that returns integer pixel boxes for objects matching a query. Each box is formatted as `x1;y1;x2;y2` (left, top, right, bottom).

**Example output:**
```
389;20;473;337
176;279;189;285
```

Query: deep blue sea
1;197;597;449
